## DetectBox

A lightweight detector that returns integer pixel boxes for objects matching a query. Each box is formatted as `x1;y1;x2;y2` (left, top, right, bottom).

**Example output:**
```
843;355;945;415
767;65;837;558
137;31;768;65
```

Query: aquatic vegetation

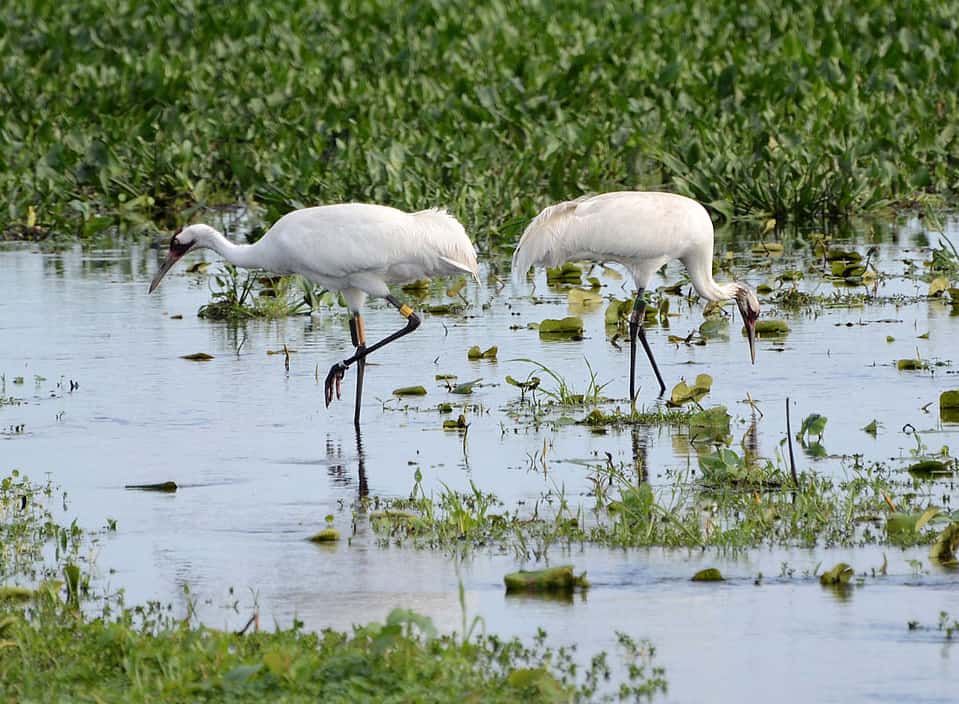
0;470;668;701
198;264;311;321
5;0;958;239
690;568;725;582
503;566;590;594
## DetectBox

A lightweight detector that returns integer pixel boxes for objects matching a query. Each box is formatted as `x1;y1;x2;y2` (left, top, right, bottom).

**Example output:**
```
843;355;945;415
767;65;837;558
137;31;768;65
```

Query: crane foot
324;362;349;407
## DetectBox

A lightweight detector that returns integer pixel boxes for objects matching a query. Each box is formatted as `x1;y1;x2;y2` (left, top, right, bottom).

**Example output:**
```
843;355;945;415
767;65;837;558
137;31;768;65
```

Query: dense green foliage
0;598;665;702
2;0;957;240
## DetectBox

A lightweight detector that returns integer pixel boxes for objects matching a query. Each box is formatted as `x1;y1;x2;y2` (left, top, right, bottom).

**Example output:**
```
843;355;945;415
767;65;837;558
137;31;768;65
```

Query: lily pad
539;316;584;339
699;317;729;339
819;563;854;585
545;263;582;285
667;374;712;407
567;287;603;306
443;414;468;430
392;386;427;396
503;566;589;593
743;320;790;337
181;352;214;361
942;390;959;423
467;345;497;360
691;568;725;582
896;359;928;371
308;528;340;543
826;248;862;262
688;405;731;442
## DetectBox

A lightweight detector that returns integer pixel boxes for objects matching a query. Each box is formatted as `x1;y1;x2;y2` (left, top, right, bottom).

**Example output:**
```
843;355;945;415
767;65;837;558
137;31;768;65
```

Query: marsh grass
369;455;941;556
197;264;313;321
0;469;668;702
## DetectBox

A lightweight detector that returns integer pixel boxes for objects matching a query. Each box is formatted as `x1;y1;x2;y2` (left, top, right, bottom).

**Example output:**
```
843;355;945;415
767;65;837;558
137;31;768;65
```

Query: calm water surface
2;215;958;702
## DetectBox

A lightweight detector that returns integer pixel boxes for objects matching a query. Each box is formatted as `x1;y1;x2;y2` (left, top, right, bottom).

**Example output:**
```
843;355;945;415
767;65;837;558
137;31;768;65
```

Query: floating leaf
896;359;927;371
308;528;340;543
567;287;603;306
392;386;427;396
451;379;481;394
124;481;177;492
819;563;854;585
744;320;790;337
667;374;712;407
862;419;879;436
180;352;214;361
426;303;465;314
467;345;497;360
401;279;430;293
443;414;468;430
539;316;584;339
688;406;731;442
545;263;582;285
691;568;725;582
503;566;589;593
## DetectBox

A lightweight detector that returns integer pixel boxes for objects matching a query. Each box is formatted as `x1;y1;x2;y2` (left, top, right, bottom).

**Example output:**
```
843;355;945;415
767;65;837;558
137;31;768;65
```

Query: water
2;216;958;702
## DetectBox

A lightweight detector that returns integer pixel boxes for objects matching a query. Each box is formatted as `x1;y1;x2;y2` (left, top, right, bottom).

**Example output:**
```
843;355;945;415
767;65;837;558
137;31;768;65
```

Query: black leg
324;295;422;412
628;289;667;401
349;313;367;427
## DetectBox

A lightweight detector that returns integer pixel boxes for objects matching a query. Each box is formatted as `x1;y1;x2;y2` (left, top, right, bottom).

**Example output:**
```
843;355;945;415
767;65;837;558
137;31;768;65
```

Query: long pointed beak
746;321;757;364
149;250;181;293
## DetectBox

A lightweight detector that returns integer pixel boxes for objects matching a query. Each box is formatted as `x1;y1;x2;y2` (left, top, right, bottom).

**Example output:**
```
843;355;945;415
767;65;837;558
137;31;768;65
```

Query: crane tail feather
511;197;587;284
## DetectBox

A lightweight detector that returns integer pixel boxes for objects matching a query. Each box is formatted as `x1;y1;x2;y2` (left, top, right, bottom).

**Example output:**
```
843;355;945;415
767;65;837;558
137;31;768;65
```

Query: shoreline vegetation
3;0;958;243
0;470;667;702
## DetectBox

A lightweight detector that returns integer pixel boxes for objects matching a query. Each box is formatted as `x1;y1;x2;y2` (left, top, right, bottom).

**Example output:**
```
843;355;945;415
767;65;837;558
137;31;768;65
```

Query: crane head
734;285;760;364
149;228;198;293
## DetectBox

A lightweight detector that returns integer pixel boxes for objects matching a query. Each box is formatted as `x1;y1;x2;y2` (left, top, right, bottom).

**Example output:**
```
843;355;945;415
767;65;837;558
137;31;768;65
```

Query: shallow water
2;215;958;702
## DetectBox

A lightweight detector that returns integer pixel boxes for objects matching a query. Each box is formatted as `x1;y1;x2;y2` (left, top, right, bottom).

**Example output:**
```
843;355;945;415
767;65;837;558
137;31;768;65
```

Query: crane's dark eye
169;234;192;256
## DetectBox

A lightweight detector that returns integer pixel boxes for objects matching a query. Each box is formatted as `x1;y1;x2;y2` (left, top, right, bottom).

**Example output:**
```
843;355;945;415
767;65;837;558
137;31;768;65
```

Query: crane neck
200;228;263;270
687;260;741;302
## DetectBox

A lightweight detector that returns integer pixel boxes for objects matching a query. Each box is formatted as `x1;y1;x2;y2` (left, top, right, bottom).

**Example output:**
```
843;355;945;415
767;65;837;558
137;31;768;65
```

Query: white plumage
149;203;479;424
512;191;760;400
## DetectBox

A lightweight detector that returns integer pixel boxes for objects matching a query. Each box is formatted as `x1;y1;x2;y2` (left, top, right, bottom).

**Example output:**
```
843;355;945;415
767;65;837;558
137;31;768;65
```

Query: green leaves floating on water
691;568;725;582
667;374;712;407
538;317;584;340
180;353;214;361
124;481;177;492
467;345;497;360
897;358;928;371
819;563;854;586
392;386;427;396
941;390;959;423
308;529;340;543
567;288;603;307
745;320;790;337
545;264;581;286
503;566;589;594
688;406;731;443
